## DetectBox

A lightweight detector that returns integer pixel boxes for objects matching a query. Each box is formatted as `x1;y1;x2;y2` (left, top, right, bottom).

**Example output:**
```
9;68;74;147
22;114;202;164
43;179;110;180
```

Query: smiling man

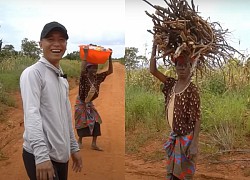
20;21;82;180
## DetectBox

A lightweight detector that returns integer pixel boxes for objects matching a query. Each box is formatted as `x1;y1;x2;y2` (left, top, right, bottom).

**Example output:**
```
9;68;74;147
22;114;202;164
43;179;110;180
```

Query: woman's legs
77;123;102;150
91;136;103;151
91;122;103;151
92;136;97;147
78;136;83;149
78;136;102;151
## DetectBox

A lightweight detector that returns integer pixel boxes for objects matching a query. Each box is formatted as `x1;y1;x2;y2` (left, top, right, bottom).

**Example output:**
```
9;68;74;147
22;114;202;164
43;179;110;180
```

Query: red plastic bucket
79;45;112;64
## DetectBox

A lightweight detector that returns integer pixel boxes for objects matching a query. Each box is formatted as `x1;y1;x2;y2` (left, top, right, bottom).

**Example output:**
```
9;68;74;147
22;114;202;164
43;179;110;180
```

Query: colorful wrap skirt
74;96;102;135
164;131;196;180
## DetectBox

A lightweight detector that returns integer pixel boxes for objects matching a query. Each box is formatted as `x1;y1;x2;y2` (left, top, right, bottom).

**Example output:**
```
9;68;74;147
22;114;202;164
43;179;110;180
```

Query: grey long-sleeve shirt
20;57;79;165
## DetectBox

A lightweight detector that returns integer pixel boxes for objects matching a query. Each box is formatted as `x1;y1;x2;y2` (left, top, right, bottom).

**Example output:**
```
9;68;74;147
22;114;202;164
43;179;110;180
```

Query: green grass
0;56;36;91
202;90;248;130
60;59;81;78
125;84;168;159
0;56;36;112
125;85;165;131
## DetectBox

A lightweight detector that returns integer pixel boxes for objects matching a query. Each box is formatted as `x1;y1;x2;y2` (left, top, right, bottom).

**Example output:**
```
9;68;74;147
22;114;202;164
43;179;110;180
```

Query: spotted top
162;77;201;135
79;72;107;102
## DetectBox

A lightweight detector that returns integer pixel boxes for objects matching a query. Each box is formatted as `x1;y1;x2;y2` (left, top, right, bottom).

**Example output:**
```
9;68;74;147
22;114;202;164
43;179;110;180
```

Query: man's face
176;59;192;79
39;30;67;66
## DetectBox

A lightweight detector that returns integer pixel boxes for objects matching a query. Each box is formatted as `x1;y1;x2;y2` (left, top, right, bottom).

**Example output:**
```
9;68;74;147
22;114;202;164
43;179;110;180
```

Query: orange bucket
79;45;112;64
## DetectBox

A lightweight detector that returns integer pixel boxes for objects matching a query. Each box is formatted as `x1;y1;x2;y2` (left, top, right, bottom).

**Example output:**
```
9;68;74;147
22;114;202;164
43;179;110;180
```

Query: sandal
91;145;103;151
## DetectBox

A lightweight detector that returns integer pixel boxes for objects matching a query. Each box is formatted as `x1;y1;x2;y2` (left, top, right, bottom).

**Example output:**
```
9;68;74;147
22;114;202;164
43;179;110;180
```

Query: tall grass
60;59;81;78
125;85;165;131
0;56;36;110
126;68;162;92
201;88;250;149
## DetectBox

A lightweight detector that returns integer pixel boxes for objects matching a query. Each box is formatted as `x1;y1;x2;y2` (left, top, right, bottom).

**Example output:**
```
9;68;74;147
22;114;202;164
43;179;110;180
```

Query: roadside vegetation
125;47;250;163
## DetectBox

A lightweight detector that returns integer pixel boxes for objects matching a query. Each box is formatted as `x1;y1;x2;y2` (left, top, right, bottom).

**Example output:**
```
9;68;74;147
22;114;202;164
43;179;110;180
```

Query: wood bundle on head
143;0;243;70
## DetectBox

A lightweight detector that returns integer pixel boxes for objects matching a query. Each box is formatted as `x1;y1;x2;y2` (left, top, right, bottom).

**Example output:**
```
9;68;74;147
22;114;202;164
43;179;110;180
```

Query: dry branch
143;0;243;70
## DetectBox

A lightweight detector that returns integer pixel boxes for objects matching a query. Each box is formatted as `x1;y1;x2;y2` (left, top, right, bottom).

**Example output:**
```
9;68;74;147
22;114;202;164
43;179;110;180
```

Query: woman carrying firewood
74;46;113;151
150;40;201;180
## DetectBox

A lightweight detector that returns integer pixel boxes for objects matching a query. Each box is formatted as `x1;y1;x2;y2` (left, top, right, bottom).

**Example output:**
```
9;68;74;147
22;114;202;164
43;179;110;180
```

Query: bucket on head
79;45;112;64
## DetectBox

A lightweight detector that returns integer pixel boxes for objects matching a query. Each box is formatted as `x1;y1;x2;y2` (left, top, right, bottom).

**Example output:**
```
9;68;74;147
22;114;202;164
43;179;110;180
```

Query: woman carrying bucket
74;45;113;151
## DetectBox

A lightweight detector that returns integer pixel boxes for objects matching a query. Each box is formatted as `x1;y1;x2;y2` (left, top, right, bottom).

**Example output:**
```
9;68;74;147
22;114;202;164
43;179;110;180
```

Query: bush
201;74;227;95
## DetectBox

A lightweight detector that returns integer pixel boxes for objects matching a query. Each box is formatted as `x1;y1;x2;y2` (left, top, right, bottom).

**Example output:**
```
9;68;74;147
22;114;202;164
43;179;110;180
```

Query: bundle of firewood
143;0;243;69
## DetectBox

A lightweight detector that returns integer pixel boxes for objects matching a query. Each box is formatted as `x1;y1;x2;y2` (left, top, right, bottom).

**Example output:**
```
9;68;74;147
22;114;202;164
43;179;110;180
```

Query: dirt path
0;62;125;180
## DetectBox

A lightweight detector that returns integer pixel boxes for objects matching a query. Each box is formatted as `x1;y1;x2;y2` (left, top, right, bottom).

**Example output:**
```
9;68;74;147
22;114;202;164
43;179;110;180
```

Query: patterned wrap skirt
164;131;196;180
74;96;102;135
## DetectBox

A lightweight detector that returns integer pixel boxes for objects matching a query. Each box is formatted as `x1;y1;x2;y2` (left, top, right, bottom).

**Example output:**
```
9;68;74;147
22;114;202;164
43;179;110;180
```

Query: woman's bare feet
91;145;103;151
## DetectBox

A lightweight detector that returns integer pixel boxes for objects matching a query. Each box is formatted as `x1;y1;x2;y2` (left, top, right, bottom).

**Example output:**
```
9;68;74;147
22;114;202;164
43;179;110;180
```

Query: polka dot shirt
79;72;108;102
162;77;201;135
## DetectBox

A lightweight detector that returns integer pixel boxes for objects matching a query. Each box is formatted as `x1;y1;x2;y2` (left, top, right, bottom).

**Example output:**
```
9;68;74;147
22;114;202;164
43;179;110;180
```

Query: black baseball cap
40;21;69;40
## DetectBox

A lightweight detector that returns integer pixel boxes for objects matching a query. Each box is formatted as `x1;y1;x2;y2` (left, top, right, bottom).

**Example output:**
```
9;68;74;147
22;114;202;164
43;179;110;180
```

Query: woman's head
174;55;193;80
86;63;98;76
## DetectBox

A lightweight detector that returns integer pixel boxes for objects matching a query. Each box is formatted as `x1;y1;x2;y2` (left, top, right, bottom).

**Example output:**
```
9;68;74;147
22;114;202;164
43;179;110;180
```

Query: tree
63;51;81;60
125;47;139;70
137;55;148;68
125;47;141;84
0;44;17;59
2;44;14;51
21;38;41;59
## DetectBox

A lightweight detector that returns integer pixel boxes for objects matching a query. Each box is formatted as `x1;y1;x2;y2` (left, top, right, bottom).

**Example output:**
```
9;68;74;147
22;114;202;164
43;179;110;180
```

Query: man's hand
71;151;82;173
36;160;55;180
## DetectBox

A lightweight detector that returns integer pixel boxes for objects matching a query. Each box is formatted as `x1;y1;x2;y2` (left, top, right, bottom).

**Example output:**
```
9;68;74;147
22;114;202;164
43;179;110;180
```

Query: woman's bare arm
149;41;167;83
106;51;113;75
81;47;88;75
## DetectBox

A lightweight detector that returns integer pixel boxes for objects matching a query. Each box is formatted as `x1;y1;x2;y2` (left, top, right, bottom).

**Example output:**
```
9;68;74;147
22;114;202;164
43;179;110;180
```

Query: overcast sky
126;0;250;59
0;0;125;58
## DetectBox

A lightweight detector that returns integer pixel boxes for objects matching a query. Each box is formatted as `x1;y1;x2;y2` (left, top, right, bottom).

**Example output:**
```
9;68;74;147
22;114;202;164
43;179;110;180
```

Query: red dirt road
0;62;125;180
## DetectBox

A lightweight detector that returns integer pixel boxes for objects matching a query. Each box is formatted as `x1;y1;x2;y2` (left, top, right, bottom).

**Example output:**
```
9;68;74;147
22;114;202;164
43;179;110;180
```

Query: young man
20;21;82;180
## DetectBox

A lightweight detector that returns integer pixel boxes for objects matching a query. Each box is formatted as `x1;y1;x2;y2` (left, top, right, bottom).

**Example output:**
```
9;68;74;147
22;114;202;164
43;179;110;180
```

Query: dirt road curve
0;62;125;180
